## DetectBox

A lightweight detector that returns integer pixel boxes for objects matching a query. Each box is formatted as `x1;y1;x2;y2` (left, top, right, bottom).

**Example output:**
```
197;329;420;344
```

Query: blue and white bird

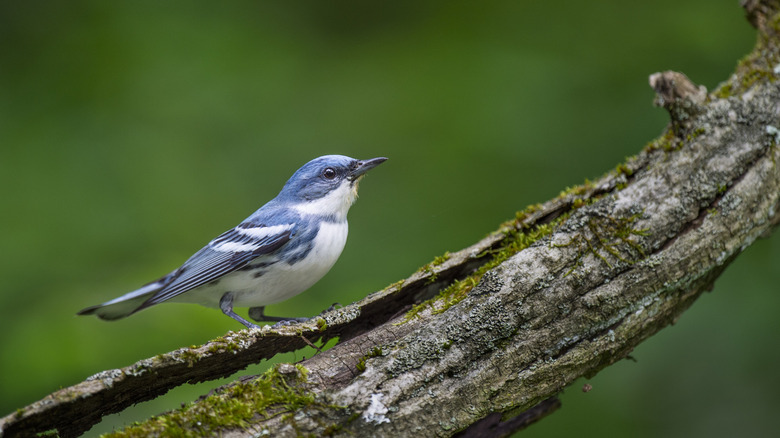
78;155;387;329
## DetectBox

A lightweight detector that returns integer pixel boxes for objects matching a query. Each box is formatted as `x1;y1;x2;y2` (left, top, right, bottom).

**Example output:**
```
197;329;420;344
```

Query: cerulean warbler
78;155;387;329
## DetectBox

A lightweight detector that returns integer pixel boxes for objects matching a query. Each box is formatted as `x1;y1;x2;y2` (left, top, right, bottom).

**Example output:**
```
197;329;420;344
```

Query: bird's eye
322;168;337;180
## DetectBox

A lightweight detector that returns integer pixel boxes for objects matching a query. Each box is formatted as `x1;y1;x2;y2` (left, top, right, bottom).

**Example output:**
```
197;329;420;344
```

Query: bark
2;1;780;437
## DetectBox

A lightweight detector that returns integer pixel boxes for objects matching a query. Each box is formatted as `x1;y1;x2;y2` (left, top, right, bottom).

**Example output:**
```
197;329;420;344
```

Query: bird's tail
77;280;165;321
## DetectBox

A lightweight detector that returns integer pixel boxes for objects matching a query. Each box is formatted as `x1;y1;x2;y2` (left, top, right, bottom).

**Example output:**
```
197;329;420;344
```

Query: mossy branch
3;2;780;437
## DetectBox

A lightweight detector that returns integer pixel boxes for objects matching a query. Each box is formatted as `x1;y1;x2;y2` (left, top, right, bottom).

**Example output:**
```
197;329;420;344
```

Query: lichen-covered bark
2;2;779;437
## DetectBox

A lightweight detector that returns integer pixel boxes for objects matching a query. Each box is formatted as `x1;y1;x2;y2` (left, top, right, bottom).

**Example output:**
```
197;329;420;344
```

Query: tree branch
2;2;780;437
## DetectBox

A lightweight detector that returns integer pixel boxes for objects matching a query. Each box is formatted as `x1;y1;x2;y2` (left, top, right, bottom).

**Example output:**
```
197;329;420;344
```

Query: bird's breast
233;220;348;306
306;220;349;268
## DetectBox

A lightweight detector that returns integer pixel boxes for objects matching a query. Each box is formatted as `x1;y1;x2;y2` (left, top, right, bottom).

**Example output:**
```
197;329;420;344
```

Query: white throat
293;180;358;221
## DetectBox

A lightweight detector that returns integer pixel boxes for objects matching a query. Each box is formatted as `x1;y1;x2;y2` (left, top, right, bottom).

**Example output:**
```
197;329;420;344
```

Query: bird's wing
137;222;295;308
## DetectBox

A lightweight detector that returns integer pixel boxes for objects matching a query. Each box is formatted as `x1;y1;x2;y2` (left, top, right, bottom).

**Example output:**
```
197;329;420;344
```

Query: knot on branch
649;71;707;134
741;0;780;33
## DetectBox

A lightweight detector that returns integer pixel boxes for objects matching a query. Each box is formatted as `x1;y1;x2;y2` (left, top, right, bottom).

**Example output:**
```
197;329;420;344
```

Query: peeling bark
2;2;780;437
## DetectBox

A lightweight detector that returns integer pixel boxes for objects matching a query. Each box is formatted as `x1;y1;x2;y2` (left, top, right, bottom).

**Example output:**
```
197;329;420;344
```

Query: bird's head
278;155;387;220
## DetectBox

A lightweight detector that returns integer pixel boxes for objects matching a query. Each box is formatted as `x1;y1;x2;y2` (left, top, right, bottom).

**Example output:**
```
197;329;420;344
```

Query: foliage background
1;1;777;436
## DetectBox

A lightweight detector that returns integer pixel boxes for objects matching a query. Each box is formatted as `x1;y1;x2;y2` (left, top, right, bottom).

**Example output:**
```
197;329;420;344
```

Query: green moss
643;125;708;155
558;181;592;199
432;252;451;266
615;163;633;177
355;346;384;373
685;126;707;143
741;68;775;90
413;254;449;286
718;27;780;100
106;364;320;437
556;211;648;277
390;279;405;291
515;203;543;223
205;333;243;355
772;10;780;32
713;82;734;99
322;423;344;436
666;140;684;152
421;263;438;284
316;318;328;331
418;252;452;285
177;349;200;368
644;130;679;154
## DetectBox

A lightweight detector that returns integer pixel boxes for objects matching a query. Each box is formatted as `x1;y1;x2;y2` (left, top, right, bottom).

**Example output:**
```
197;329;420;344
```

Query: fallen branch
2;1;779;436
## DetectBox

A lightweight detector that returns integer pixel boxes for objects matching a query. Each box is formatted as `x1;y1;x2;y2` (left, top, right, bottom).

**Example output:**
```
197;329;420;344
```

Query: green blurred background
1;1;777;436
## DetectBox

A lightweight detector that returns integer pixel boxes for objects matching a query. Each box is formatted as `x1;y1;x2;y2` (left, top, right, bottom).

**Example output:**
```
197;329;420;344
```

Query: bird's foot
220;292;262;330
270;318;311;329
249;306;309;325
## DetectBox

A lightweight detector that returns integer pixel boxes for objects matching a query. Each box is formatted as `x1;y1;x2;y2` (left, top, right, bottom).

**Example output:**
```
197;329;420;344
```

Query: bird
78;155;387;329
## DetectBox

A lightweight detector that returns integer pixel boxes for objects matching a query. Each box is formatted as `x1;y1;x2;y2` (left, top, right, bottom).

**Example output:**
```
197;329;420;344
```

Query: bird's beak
349;157;388;181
